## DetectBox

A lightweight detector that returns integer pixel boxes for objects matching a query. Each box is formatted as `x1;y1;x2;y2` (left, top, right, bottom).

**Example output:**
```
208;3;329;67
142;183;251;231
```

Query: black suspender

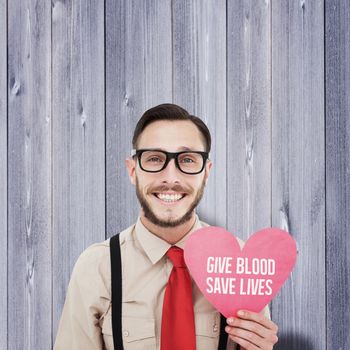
110;234;124;350
109;232;228;350
218;315;229;349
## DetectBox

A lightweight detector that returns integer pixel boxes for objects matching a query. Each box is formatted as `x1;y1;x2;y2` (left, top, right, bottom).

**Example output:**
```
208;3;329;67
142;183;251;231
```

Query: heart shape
184;227;297;318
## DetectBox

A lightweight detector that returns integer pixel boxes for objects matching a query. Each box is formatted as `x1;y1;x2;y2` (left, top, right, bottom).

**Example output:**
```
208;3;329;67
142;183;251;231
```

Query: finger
236;310;278;333
226;331;261;350
229;336;260;350
226;325;266;347
226;316;271;339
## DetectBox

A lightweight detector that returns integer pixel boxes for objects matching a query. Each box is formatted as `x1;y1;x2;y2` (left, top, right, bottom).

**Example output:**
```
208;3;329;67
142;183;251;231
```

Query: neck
140;212;197;245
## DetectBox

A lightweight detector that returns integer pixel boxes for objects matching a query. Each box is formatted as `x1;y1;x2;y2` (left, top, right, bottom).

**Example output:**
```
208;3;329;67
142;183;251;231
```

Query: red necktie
161;246;196;350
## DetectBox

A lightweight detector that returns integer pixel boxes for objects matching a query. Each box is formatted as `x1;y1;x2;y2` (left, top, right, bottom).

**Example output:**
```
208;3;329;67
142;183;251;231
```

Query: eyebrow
176;146;193;151
150;146;195;152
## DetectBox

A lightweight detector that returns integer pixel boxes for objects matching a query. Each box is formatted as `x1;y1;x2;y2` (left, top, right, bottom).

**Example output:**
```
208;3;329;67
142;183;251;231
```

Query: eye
178;154;199;163
181;157;195;163
146;156;163;163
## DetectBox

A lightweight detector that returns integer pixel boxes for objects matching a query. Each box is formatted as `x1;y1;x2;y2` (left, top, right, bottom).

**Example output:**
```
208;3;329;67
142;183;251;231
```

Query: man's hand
225;310;278;350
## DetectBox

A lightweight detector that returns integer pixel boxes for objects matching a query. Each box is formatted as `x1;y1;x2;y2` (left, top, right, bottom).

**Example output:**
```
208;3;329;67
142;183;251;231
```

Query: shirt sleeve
54;243;111;350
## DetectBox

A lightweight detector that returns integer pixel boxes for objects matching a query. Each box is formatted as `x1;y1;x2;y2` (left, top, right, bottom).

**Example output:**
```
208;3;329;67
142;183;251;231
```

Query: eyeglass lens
140;151;204;173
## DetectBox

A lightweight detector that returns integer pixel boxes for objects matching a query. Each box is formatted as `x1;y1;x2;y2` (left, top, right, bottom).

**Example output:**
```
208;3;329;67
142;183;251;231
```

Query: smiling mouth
152;192;186;203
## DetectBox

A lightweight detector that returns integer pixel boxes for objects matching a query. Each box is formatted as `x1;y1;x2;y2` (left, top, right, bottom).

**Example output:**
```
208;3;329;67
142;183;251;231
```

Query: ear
125;157;136;185
204;159;213;186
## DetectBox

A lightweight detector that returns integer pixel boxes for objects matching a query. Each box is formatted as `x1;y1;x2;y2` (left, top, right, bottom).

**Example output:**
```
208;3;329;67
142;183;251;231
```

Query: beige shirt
54;215;270;350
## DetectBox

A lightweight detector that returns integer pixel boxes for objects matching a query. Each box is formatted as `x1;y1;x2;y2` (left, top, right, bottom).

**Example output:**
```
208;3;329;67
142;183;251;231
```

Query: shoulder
77;239;110;264
76;239;111;270
70;239;111;290
75;222;136;269
71;224;134;282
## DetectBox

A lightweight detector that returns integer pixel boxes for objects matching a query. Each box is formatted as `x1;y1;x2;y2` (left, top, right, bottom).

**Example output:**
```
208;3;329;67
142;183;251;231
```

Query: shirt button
213;324;219;332
123;330;129;337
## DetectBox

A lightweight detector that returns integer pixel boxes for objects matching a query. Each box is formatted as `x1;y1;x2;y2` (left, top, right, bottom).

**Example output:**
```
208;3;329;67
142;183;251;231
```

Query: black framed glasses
131;149;210;175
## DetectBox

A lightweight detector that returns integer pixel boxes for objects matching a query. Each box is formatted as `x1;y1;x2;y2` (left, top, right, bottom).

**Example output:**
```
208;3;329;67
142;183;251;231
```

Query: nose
160;158;181;183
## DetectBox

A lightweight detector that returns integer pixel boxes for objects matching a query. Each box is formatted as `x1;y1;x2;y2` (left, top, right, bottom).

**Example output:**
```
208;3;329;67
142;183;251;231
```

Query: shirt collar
135;214;205;265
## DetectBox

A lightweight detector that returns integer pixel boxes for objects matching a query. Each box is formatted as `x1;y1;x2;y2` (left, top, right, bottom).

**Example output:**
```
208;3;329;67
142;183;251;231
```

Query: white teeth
156;193;184;202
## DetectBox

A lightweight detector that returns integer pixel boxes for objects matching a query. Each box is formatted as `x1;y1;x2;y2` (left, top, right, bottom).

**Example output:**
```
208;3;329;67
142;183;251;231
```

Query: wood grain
0;0;7;347
226;0;271;238
271;1;325;349
105;0;173;235
51;0;106;340
7;1;52;348
172;0;227;227
325;1;350;349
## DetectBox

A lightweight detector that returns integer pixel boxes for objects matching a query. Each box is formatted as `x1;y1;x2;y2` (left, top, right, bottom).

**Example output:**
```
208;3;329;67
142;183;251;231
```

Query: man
54;104;278;349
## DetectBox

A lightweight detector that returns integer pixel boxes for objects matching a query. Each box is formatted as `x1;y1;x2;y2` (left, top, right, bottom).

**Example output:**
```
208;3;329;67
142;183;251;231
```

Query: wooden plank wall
226;1;271;240
1;1;349;349
7;2;52;349
0;0;7;348
272;1;325;349
325;1;350;349
51;0;105;336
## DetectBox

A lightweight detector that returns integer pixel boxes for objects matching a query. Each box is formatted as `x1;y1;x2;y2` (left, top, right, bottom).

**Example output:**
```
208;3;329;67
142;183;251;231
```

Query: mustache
150;184;191;193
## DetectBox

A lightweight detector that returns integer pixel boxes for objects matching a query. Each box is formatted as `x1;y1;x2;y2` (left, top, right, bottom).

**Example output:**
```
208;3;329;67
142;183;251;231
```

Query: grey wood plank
172;0;227;227
0;0;7;347
226;1;271;239
7;1;52;349
325;1;350;349
51;0;106;340
271;1;325;349
106;0;172;235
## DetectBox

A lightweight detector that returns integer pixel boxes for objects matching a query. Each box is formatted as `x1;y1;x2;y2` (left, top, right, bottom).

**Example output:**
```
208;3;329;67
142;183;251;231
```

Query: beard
135;177;206;228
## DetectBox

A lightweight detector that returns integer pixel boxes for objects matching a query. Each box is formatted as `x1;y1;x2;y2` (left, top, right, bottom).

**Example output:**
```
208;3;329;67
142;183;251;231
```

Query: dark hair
132;103;211;152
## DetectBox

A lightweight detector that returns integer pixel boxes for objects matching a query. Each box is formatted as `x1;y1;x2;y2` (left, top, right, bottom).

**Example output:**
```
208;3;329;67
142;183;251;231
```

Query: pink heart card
184;226;297;318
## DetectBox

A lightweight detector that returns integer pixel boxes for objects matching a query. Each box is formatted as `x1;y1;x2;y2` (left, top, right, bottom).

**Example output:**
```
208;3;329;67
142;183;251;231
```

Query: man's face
126;120;212;228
